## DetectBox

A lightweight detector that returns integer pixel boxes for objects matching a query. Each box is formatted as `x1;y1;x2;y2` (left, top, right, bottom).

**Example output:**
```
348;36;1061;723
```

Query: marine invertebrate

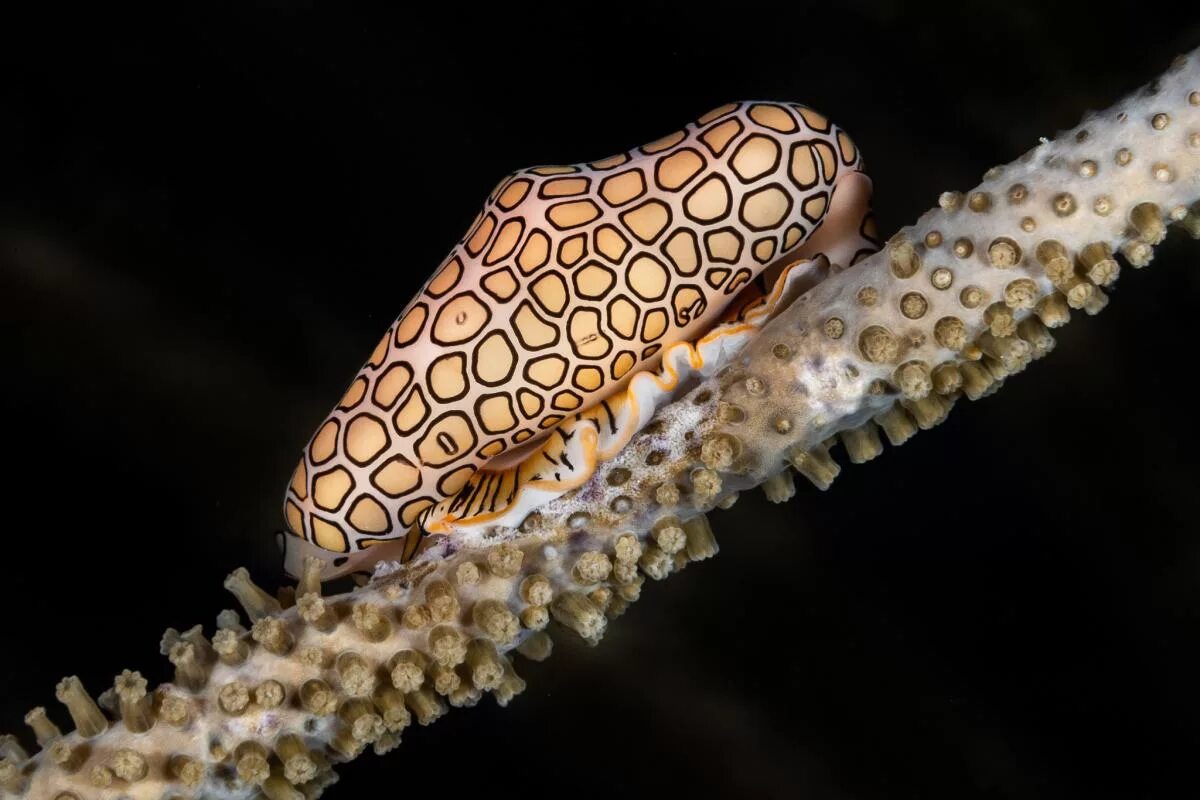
4;46;1200;800
281;101;876;579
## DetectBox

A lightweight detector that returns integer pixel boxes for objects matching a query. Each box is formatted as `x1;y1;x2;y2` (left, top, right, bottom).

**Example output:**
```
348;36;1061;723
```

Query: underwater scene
2;4;1200;798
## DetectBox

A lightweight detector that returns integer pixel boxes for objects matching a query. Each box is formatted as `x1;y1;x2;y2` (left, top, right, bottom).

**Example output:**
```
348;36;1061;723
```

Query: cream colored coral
6;49;1200;800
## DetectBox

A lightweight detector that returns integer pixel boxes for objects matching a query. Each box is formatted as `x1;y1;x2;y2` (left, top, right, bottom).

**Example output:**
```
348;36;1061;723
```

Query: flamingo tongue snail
280;101;877;581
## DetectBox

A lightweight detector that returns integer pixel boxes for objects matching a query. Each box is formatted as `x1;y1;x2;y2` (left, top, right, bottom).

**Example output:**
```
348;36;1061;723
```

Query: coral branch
5;49;1200;800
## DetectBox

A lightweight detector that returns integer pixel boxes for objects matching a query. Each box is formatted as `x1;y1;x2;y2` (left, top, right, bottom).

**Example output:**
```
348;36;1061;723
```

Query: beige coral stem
5;48;1200;800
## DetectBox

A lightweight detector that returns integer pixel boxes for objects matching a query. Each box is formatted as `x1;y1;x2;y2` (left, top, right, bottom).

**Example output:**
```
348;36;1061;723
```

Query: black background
3;3;1200;798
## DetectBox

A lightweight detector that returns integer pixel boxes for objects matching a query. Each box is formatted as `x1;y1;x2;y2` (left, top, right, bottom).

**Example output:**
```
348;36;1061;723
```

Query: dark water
3;4;1200;798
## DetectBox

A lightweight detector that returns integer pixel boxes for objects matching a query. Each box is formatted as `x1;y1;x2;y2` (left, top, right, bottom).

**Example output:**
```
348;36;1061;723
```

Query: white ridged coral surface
4;48;1200;800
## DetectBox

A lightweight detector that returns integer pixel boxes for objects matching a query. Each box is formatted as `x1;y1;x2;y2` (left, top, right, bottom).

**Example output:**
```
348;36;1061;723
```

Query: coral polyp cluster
4;49;1199;800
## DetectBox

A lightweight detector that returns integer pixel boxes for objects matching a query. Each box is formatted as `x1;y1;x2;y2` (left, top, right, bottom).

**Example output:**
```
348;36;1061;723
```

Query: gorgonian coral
3;47;1199;800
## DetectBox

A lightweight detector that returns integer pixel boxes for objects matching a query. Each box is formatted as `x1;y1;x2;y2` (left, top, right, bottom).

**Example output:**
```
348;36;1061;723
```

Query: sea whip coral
3;48;1200;800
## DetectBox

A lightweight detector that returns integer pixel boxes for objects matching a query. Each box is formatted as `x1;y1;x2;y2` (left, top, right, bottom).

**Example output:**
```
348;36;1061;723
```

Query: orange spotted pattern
283;101;866;565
